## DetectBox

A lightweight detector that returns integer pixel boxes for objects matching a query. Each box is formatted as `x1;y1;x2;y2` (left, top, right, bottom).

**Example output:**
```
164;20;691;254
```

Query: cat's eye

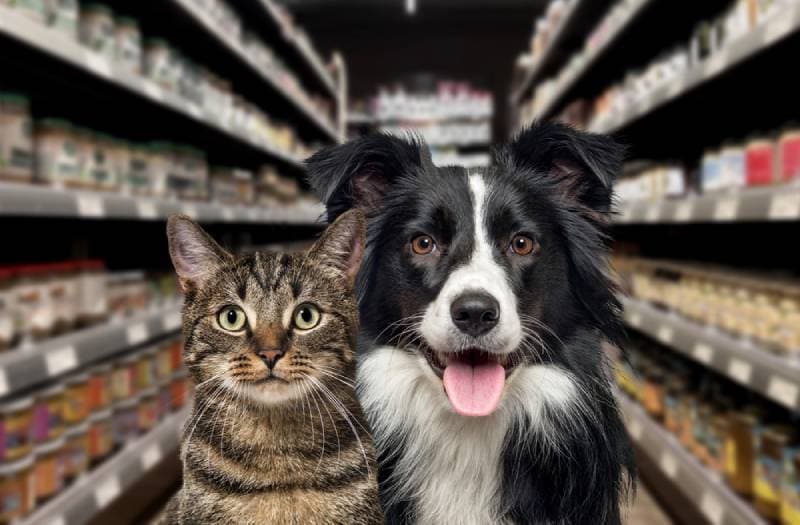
509;235;538;256
411;235;436;255
293;303;321;330
217;306;247;332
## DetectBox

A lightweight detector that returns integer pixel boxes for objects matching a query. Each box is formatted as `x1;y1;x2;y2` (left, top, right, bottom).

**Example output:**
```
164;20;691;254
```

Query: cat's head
166;210;366;406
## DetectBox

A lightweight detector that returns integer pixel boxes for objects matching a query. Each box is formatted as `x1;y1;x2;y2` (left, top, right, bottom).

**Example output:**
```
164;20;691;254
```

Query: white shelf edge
622;296;800;411
0;6;306;168
25;405;190;525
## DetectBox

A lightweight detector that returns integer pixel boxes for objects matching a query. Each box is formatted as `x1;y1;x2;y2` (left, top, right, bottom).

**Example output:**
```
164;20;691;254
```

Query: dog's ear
306;134;429;221
507;122;624;215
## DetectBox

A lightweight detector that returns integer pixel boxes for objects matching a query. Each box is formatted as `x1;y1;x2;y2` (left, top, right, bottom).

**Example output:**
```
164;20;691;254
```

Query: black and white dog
307;122;634;525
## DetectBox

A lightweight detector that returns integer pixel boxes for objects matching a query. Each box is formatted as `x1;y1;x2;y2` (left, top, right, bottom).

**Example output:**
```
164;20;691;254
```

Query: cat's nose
257;349;286;370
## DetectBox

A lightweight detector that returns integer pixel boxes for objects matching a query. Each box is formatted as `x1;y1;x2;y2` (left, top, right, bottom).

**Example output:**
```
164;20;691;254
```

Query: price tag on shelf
627;311;642;328
692;343;714;364
141;443;163;470
84;52;111;78
727;358;752;384
644;205;661;223
767;376;799;408
628;419;643;441
764;12;794;45
700;492;724;525
45;346;78;376
143;82;164;102
163;310;181;331
95;476;121;508
126;322;149;346
76;194;105;218
768;193;800;220
713;197;739;221
704;50;728;79
674;201;694;222
659;451;678;479
136;200;158;219
656;325;674;344
182;204;198;219
0;369;8;397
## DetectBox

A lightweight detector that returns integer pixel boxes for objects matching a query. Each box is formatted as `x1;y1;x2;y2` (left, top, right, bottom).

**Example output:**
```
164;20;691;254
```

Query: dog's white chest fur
358;347;579;525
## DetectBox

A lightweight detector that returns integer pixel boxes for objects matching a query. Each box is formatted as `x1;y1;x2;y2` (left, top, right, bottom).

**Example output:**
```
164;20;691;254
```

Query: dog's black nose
450;293;500;337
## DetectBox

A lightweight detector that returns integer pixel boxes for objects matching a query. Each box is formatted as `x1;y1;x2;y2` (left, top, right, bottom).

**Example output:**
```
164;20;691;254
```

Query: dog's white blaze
358;347;580;524
419;172;522;354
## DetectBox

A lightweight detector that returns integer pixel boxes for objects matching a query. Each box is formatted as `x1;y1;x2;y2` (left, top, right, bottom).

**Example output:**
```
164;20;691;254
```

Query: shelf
622;296;800;411
253;0;338;96
532;0;654;121
0;301;183;399
509;0;615;105
0;182;325;225
0;6;307;170
24;404;189;525
618;395;768;525
170;0;340;142
590;4;800;134
614;186;800;225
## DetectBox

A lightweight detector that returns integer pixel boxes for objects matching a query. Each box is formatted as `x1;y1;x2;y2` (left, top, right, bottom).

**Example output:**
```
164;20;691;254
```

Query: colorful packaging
33;437;65;503
779;131;800;183
87;363;112;412
111;398;138;447
0;398;34;463
32;385;65;444
111;356;136;402
0;93;34;182
61;422;89;482
137;388;159;432
0;456;35;523
63;374;90;425
87;409;113;462
746;139;776;186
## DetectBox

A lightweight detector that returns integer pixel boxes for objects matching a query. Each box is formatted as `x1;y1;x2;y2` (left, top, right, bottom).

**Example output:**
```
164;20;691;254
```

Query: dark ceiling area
288;2;548;139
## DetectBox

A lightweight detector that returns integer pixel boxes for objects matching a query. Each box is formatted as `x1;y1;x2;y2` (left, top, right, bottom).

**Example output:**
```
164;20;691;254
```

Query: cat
161;209;383;525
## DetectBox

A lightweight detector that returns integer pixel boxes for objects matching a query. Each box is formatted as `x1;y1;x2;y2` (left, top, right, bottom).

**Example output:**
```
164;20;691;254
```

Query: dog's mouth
423;348;519;418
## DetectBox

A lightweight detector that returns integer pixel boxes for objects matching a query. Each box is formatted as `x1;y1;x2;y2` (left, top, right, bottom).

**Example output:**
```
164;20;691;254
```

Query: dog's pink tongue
442;360;505;417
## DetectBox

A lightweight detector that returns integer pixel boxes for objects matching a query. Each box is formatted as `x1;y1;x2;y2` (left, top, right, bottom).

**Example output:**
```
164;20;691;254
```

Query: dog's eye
411;235;436;255
510;235;538;256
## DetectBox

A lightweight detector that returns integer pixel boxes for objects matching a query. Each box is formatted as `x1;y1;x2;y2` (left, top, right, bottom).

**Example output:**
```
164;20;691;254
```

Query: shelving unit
622;297;800;410
590;3;800;134
509;0;615;106
0;6;308;170
619;395;769;525
169;0;340;142
0;301;182;398
25;404;190;525
0;182;325;224
615;186;800;224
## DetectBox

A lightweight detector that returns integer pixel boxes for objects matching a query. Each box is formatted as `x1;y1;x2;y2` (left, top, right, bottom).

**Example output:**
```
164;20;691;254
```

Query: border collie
307;122;634;525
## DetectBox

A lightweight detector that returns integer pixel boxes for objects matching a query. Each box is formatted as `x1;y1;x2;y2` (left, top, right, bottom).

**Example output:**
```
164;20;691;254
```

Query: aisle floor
626;483;673;525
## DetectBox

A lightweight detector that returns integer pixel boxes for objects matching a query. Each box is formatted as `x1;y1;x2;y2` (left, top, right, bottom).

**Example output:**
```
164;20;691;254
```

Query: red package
746;140;775;186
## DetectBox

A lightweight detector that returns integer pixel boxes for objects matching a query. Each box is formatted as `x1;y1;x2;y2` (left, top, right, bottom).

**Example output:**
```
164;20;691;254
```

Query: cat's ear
167;215;233;292
305;134;431;222
307;209;366;289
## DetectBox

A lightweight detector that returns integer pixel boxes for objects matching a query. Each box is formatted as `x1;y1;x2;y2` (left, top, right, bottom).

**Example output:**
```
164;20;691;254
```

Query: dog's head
307;122;622;418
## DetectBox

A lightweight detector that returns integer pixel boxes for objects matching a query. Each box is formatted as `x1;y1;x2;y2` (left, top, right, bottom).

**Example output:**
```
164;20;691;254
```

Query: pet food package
746;139;776;186
79;4;115;61
114;16;142;76
0;398;34;463
0;93;34;183
0;456;35;523
755;426;797;521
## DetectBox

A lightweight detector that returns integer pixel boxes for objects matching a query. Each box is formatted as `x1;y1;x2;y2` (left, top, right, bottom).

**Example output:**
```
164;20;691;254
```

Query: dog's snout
450;292;500;337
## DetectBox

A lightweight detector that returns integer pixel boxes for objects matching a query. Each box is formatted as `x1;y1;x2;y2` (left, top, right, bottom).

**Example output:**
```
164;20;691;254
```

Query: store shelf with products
614;185;800;224
0;182;325;225
622;296;800;411
590;3;800;135
509;0;616;106
22;404;189;525
0;6;307;171
167;0;339;142
227;0;338;97
618;394;769;525
0;300;182;399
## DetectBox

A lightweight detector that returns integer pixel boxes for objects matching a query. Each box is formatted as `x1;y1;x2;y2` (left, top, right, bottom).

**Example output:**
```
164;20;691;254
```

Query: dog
306;122;634;525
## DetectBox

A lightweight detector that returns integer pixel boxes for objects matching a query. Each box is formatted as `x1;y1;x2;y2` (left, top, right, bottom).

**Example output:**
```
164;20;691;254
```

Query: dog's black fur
307;122;635;524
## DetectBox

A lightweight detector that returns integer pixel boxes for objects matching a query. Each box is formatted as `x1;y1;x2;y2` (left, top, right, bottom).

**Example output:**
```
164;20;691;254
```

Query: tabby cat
162;209;383;525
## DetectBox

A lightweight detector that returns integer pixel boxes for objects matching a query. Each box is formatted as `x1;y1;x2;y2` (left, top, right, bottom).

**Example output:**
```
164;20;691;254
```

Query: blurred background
0;0;799;524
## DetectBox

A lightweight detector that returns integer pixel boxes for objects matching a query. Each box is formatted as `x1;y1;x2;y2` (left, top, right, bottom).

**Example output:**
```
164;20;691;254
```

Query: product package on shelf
0;339;189;524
